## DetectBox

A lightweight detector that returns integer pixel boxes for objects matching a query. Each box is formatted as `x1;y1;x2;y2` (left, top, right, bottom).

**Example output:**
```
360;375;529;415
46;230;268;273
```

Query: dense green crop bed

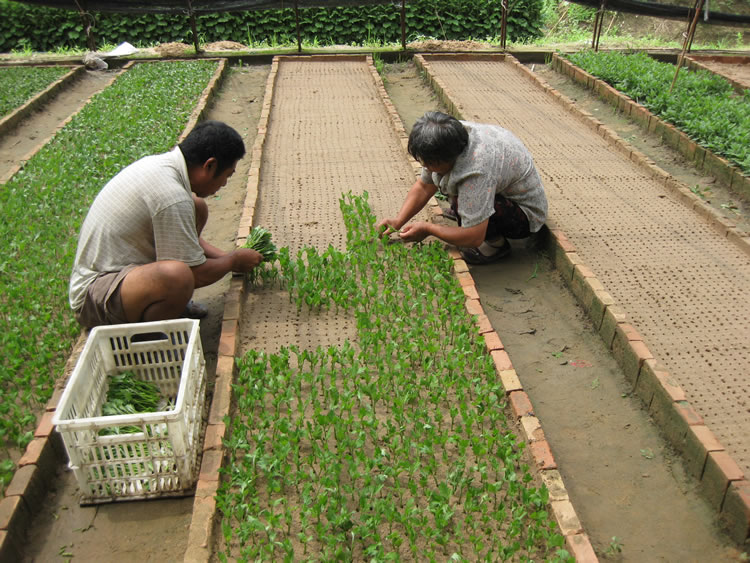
217;193;570;561
0;59;217;490
566;50;750;175
0;65;69;118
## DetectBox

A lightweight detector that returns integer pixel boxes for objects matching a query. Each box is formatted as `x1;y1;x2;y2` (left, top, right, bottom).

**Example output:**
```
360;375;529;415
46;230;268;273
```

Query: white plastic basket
52;319;206;504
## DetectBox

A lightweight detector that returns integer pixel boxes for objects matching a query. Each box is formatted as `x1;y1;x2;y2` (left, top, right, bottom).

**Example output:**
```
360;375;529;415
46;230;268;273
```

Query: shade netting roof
9;0;401;12
567;0;750;26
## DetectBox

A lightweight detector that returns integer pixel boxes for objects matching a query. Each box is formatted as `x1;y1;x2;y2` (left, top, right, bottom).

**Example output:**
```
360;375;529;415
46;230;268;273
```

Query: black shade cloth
10;0;403;13
566;0;750;26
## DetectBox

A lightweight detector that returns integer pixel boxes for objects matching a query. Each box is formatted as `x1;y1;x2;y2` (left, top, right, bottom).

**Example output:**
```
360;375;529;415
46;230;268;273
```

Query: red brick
33;411;55;439
682;424;725;479
702;451;745;510
550;229;575;253
208;374;233;425
476;314;492;334
565;534;598;563
551;499;583;535
541;470;569;502
45;387;64;412
491;350;513;372
202;423;227;452
589;289;615;331
218;319;237;357
499;369;522;394
0;496;29;533
17;438;57;480
509;391;534;418
483;331;504;352
622;340;654;388
599;305;627;350
465;298;483;317
453;259;469;274
461;283;479;300
215;354;235;378
721;480;750;543
529;440;557;470
198;450;224;483
456;271;473;287
185;494;218;559
4;464;47;514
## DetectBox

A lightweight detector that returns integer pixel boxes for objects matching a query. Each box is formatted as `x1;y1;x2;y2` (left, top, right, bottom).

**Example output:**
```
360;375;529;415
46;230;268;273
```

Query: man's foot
460;237;512;265
182;300;208;319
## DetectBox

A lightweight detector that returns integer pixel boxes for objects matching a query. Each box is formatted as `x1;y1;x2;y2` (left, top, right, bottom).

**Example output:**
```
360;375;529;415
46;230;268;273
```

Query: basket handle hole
130;331;169;344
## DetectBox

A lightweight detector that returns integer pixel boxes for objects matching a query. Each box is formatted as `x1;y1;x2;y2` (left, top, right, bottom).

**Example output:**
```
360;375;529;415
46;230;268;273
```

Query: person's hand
231;248;263;272
398;222;431;243
376;218;401;238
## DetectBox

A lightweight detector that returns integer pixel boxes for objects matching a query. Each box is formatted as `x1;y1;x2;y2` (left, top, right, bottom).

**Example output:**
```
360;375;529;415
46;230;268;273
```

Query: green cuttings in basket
99;372;162;435
244;226;280;286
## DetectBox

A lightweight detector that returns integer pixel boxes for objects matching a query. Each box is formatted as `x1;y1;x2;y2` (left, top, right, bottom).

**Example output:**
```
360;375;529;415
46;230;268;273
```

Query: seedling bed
0;65;71;119
216;193;569;561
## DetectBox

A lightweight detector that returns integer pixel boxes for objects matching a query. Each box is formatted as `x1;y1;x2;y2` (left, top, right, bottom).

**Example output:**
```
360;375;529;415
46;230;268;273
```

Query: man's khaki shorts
74;265;137;329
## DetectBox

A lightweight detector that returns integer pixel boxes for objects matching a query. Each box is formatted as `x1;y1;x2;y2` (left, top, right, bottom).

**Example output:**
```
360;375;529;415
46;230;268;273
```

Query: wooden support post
670;0;705;93
74;0;96;52
295;0;302;53
401;0;406;51
186;0;202;55
592;0;607;52
500;0;508;51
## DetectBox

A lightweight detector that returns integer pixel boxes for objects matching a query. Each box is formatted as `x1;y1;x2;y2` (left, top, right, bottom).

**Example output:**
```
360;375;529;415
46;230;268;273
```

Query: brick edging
0;57;232;562
182;55;280;563
407;53;599;562
684;54;750;95
0;64;85;146
550;52;750;206
413;52;750;544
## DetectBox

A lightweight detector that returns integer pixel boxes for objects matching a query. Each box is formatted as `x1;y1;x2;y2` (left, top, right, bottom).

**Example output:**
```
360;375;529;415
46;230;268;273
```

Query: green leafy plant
216;192;570;560
0;66;70;118
566;50;750;175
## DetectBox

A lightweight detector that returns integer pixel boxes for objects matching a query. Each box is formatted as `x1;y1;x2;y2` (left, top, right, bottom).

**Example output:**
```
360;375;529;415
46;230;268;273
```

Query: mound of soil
203;41;248;52
154;42;192;57
406;39;493;51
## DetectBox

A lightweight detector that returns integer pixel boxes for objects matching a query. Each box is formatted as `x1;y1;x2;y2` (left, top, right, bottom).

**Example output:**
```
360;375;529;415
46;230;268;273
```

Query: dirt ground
5;55;748;560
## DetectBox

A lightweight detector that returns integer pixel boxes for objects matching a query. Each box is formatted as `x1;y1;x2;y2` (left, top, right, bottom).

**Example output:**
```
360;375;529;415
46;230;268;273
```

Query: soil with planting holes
4;54;745;561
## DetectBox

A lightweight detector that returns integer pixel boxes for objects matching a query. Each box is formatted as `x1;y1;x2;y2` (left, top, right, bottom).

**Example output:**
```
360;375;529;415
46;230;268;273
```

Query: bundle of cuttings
99;371;164;435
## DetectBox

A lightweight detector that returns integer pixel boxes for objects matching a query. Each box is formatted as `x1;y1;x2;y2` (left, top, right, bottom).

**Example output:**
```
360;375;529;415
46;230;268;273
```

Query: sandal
460;240;511;265
182;300;208;319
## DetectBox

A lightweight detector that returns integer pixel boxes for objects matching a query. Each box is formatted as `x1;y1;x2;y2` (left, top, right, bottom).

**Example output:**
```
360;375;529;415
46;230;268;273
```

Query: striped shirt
69;148;205;311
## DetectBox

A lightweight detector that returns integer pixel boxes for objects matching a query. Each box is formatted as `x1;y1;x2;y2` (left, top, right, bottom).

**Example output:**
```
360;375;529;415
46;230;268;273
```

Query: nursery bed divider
181;53;598;562
414;52;750;544
0;64;86;153
684;54;750;95
550;52;750;203
0;58;231;563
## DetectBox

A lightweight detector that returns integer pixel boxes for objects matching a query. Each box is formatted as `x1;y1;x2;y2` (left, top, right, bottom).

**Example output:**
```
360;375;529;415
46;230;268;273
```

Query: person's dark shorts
451;194;532;240
74;265;137;329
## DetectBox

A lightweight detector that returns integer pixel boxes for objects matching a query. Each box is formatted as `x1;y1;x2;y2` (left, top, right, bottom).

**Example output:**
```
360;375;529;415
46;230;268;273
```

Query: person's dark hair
407;111;469;165
178;120;245;175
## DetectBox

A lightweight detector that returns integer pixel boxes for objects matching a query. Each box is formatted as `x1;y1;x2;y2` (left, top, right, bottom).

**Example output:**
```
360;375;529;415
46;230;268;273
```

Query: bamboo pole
186;0;202;55
401;0;406;51
295;0;302;53
74;0;96;52
500;0;508;50
670;0;705;93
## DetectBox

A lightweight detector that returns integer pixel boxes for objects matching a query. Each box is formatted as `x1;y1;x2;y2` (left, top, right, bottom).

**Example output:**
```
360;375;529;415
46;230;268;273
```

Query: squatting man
377;111;548;264
69;120;262;328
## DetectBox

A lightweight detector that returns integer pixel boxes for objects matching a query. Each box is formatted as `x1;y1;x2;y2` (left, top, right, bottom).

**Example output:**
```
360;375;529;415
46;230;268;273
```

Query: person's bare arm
376;178;438;232
399;218;488;248
191;248;262;288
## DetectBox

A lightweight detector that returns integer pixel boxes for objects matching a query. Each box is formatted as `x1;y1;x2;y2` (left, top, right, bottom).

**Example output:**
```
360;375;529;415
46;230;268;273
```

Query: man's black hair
407;111;469;165
178;120;245;175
